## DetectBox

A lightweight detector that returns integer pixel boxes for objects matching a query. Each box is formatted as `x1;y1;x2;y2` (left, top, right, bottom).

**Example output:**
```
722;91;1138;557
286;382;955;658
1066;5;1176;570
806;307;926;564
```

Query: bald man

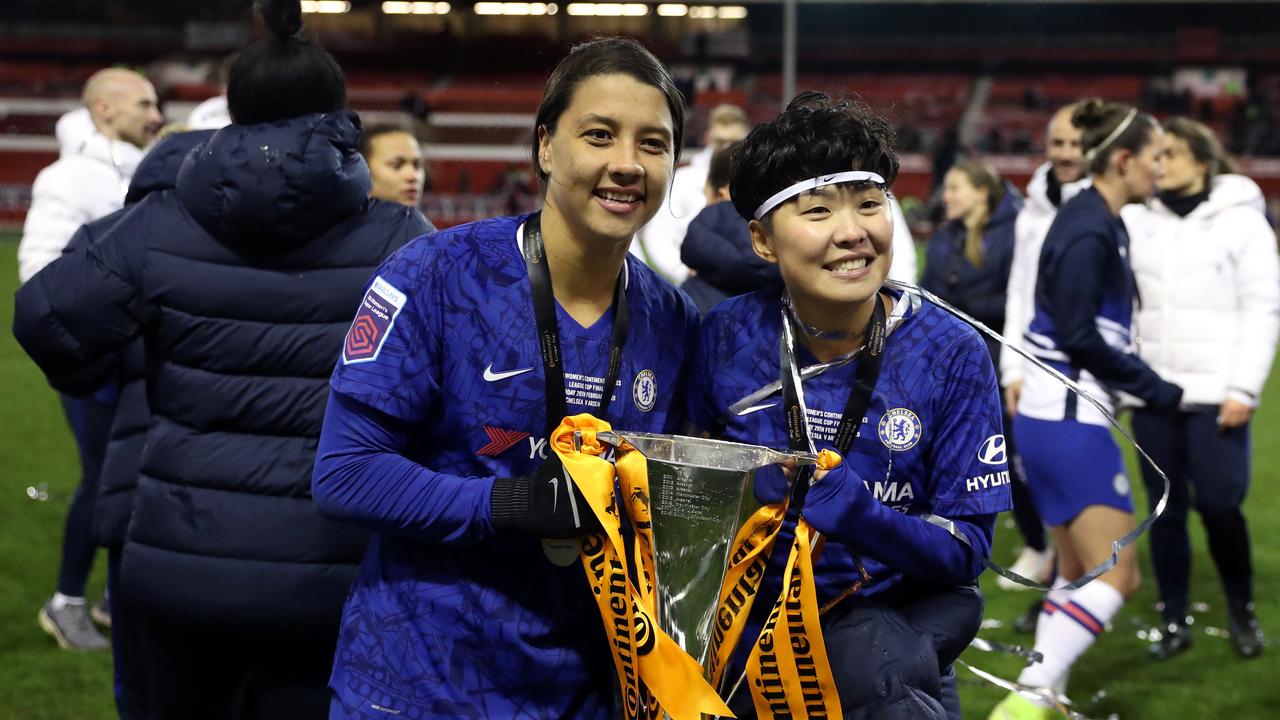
995;103;1091;609
19;68;163;282
21;68;163;653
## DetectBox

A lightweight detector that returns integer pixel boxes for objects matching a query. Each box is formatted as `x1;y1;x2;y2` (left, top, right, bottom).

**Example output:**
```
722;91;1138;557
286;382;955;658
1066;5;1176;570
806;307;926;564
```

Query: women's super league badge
343;275;406;364
878;407;922;451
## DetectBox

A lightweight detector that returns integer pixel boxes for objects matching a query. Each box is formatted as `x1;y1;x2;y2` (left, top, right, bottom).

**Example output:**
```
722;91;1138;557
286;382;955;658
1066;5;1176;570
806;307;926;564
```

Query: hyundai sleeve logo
978;434;1007;465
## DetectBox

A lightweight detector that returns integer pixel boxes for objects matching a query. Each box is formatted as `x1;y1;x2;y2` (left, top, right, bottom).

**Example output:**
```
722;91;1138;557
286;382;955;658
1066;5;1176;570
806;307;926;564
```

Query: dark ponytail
227;0;347;125
261;0;304;37
1072;97;1158;176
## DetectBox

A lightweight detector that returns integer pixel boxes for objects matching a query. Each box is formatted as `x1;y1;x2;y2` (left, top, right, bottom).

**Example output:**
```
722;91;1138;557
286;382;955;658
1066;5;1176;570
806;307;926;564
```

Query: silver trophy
590;430;818;682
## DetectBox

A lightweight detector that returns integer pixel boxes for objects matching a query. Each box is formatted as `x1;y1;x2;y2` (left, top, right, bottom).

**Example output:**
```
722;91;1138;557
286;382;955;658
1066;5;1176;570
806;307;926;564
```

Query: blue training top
1019;187;1181;425
314;215;699;719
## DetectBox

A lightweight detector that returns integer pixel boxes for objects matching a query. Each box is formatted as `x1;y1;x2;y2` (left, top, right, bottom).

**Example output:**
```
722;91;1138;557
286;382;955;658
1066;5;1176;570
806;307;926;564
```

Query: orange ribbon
550;415;733;720
708;448;848;718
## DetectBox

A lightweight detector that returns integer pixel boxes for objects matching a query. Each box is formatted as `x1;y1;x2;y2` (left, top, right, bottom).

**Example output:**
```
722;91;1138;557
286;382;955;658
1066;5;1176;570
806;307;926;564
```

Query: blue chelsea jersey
689;288;1010;601
327;215;699;719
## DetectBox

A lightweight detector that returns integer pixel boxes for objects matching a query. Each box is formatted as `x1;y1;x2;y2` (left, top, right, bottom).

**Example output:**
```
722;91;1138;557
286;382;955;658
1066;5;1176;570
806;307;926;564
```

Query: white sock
1019;580;1124;692
50;592;85;611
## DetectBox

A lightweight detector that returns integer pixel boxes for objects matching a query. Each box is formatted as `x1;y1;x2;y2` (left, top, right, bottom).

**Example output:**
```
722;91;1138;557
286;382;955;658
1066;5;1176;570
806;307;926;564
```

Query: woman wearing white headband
989;99;1183;720
689;92;1010;718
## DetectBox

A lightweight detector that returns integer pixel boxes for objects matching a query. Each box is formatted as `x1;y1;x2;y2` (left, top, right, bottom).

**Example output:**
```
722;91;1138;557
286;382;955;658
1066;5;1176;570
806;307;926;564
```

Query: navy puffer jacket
14;112;432;633
679;200;781;313
920;183;1023;363
63;129;218;547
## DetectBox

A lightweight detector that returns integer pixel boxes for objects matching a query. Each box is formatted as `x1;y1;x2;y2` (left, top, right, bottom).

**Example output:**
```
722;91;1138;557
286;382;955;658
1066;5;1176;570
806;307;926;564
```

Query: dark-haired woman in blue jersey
689;92;1011;719
311;37;700;719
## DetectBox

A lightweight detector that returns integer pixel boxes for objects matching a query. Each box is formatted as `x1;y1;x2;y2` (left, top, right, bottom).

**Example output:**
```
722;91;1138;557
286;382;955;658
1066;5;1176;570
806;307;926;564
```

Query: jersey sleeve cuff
930;493;1013;518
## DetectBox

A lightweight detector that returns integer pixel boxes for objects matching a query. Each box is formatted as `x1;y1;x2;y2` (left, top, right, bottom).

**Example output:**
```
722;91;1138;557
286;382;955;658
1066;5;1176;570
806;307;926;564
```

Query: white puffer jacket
1123;174;1280;407
17;115;144;283
999;162;1090;386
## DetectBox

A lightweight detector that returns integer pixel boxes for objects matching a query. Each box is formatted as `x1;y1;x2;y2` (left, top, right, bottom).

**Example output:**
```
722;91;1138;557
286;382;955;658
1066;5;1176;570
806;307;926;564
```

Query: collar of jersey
726;285;919;415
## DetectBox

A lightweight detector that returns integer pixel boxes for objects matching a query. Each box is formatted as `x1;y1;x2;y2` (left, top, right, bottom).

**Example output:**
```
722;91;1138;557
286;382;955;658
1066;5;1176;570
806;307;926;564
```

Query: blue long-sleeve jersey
313;215;699;719
688;288;1011;605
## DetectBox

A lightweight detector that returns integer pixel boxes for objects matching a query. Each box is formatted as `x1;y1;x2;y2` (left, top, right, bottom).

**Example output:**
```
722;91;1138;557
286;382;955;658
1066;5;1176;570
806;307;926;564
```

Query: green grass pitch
0;232;1275;717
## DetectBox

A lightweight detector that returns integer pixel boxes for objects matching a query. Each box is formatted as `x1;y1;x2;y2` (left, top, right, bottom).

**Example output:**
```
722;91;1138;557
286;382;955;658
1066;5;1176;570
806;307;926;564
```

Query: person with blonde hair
1123;116;1279;660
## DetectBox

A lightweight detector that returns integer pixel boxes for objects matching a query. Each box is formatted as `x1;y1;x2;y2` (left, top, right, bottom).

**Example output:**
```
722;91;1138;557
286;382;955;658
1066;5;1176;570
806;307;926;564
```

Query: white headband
1084;107;1139;163
752;170;886;220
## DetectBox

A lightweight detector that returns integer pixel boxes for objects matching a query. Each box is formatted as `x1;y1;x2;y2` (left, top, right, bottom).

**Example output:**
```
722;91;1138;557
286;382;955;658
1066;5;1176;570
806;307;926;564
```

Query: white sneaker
998;547;1053;591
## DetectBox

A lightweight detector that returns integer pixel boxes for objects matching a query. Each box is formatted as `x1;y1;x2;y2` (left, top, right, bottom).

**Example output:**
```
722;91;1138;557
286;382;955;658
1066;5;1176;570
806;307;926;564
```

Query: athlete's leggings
56;390;116;597
1132;407;1253;621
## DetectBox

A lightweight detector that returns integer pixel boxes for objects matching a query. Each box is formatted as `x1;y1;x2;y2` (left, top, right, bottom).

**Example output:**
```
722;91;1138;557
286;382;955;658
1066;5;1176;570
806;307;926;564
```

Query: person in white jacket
18;68;163;283
19;67;162;653
997;104;1090;598
1123;117;1279;661
632;103;748;284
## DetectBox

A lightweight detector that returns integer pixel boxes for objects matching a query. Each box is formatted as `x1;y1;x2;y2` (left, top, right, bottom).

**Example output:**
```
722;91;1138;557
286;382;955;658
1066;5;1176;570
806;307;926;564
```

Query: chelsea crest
633;369;657;412
878;408;922;451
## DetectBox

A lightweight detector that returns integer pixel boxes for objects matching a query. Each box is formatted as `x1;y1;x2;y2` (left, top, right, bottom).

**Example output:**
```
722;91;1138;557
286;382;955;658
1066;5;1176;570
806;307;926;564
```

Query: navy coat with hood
921;184;1023;363
62;129;217;547
679;200;781;313
14;112;432;633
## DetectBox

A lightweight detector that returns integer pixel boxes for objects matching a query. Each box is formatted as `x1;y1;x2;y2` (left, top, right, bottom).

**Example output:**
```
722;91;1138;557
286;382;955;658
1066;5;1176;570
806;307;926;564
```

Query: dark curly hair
729;91;899;222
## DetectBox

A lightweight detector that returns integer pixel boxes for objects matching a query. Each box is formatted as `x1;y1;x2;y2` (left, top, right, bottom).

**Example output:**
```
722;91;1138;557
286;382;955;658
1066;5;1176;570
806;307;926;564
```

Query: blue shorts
1013;415;1132;526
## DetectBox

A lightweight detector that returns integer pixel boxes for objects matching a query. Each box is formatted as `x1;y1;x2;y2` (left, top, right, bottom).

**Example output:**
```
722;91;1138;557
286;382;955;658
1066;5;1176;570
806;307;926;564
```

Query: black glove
490;458;603;538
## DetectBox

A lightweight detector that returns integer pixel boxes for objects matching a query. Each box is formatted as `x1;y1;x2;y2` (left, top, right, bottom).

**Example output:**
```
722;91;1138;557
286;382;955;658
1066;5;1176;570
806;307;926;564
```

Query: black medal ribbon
780;292;889;459
778;291;888;605
523;212;630;435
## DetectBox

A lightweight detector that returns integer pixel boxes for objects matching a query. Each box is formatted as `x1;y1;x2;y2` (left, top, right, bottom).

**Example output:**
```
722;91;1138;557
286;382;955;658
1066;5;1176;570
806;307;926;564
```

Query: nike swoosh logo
821;175;836;183
484;364;533;382
736;402;778;416
548;477;559;514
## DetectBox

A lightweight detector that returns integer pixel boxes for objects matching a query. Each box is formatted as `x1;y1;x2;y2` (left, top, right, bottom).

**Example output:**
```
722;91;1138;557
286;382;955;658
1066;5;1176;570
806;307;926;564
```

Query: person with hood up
1123;117;1279;661
22;67;164;654
679;141;781;312
12;0;432;715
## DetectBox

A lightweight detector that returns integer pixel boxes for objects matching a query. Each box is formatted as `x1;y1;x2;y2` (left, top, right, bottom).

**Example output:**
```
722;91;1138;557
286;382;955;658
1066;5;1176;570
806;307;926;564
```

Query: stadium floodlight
382;1;451;12
566;3;648;15
717;4;746;18
657;3;688;15
475;2;557;14
688;5;716;18
301;0;351;12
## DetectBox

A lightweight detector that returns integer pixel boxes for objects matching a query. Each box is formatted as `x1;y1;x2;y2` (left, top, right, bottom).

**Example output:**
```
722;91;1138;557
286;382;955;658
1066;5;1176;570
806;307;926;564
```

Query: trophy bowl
592;431;817;674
